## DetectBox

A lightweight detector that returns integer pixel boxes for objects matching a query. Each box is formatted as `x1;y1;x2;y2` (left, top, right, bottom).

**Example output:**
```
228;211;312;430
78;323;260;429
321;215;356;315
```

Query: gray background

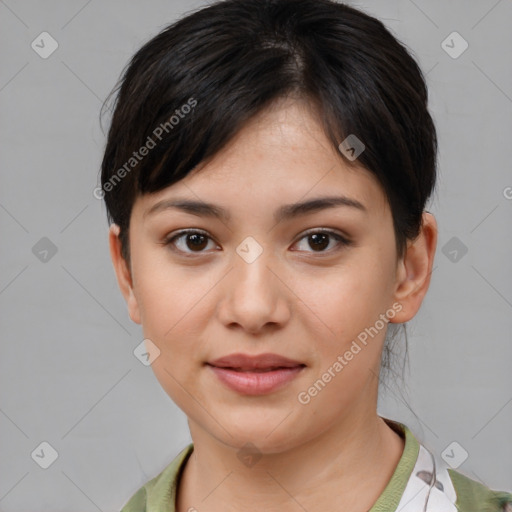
1;0;511;510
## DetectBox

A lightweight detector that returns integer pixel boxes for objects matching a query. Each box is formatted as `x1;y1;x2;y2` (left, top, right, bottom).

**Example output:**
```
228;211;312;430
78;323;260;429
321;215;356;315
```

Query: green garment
120;420;512;511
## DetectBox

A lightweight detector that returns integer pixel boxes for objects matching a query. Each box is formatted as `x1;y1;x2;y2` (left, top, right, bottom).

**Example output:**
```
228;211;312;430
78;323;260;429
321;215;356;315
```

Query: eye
163;229;218;255
163;228;352;257
292;229;352;253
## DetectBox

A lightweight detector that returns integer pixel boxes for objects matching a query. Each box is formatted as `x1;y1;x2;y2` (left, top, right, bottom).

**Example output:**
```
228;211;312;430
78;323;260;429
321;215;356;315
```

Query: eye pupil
309;233;329;251
187;233;208;251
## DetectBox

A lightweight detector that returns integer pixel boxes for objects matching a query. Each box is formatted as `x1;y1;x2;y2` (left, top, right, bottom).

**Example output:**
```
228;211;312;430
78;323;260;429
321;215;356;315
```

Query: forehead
134;99;390;220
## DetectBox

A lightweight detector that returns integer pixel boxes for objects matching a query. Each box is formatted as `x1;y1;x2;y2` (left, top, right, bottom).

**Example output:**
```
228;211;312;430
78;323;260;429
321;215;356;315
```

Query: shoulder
447;468;512;512
387;419;511;512
119;443;194;512
120;486;147;512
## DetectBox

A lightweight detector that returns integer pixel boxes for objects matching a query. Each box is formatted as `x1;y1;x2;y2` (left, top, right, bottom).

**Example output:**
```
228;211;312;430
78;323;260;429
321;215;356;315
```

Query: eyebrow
144;195;367;223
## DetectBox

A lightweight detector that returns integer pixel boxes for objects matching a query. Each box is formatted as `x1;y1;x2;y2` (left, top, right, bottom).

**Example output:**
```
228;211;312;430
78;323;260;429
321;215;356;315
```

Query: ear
390;212;437;323
108;223;141;325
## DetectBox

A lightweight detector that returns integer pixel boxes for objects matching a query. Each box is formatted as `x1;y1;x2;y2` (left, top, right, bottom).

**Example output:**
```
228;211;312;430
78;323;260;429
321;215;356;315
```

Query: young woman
99;1;512;510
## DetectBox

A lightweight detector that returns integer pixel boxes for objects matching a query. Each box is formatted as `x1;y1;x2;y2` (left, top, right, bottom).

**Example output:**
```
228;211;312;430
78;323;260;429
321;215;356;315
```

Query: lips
207;352;305;371
206;353;306;395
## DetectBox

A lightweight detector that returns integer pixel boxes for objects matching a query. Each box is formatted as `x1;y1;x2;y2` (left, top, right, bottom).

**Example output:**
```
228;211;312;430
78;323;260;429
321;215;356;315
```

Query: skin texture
109;98;437;512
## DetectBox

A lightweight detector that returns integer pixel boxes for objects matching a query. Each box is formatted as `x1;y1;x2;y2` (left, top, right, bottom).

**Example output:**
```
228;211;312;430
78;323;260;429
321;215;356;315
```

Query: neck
176;412;405;512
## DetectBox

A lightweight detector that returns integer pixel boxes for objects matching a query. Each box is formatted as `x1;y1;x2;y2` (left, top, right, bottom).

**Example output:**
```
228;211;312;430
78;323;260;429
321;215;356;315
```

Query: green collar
126;418;420;512
369;418;420;511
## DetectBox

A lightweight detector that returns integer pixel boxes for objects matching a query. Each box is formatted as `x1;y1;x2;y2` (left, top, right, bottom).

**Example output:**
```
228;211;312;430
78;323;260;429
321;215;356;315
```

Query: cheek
293;260;394;393
131;247;195;328
138;278;203;348
296;259;391;335
134;263;210;407
132;256;218;373
293;268;389;415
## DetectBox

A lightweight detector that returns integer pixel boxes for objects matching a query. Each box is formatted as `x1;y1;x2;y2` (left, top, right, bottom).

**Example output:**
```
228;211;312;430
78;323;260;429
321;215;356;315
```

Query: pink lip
207;365;305;395
206;352;306;395
208;352;304;370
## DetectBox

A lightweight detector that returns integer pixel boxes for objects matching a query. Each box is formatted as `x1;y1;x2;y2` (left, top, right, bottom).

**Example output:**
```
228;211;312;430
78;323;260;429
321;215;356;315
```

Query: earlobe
108;223;142;325
390;212;437;323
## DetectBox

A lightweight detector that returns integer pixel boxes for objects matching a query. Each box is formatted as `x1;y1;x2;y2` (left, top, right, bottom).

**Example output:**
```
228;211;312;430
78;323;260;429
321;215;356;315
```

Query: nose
216;243;291;335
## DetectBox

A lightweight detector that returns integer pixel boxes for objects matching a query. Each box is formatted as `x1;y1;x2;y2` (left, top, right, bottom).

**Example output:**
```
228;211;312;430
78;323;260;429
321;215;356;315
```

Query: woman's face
110;98;429;454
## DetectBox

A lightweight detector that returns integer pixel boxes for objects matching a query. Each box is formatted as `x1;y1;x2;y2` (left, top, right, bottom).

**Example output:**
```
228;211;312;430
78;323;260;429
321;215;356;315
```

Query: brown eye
164;230;217;255
293;229;351;253
184;233;208;251
307;232;330;251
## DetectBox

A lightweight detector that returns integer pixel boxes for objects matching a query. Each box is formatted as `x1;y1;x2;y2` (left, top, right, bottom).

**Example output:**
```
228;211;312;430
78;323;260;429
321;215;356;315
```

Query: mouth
207;352;306;371
208;365;305;372
205;353;306;395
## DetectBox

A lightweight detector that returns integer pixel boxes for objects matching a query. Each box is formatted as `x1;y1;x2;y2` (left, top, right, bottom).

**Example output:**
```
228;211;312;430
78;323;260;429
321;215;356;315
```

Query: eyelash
162;228;352;257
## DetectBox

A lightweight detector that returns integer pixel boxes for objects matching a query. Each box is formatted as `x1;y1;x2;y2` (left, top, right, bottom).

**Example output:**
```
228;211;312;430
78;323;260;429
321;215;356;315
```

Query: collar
372;417;458;512
140;418;458;512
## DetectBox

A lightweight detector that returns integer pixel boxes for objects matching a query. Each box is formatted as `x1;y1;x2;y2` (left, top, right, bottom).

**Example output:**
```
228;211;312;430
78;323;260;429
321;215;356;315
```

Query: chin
215;416;305;454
